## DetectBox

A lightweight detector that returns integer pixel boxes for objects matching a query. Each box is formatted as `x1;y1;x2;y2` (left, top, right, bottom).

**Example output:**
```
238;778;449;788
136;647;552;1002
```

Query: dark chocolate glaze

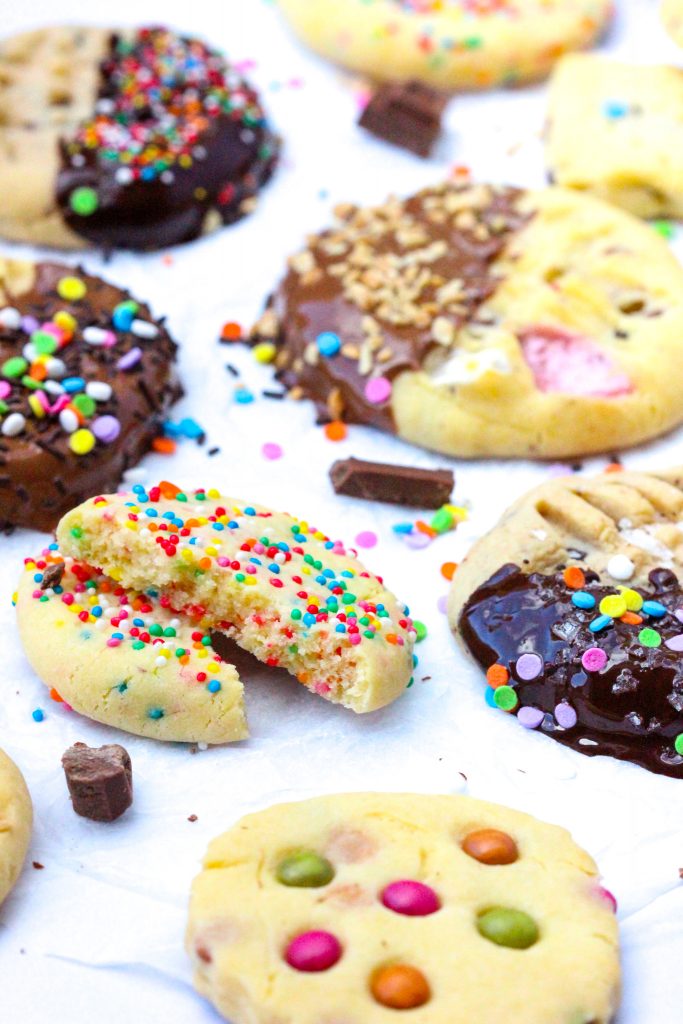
1;262;181;532
459;563;683;778
55;28;279;251
267;183;529;431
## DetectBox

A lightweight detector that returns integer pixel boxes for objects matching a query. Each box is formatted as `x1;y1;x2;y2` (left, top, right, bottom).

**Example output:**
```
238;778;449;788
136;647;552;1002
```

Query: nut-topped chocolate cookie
449;467;683;778
0;25;279;250
255;182;683;459
0;259;180;532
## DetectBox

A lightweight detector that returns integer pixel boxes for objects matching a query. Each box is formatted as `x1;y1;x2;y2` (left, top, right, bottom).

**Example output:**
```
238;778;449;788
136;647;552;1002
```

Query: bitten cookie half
56;484;417;714
0;25;279;250
449;467;683;778
15;550;247;744
0;259;180;532
256;182;683;459
547;55;683;218
277;0;613;91
0;749;32;908
187;792;621;1024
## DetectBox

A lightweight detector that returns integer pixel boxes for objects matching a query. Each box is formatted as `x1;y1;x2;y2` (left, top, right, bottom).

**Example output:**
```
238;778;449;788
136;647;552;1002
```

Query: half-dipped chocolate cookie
255;182;683;459
449;467;683;778
0;26;279;250
0;259;180;532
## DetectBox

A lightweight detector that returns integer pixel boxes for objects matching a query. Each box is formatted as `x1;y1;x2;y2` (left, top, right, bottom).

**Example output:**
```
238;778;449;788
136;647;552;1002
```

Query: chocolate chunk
40;562;65;590
62;742;133;822
358;80;448;158
330;457;453;508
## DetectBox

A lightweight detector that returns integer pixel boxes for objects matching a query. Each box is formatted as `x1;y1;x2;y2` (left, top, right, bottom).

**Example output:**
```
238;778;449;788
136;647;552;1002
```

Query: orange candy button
324;421;348;442
371;965;431;1009
563;566;585;590
440;561;457;581
221;321;243;341
462;828;519;865
486;664;509;689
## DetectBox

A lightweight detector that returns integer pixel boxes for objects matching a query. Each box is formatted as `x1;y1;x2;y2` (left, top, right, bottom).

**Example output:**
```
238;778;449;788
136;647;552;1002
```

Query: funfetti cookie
186;792;621;1024
277;0;613;91
547;55;683;219
449;467;683;778
15;551;247;744
56;485;417;713
662;0;683;47
0;749;32;908
0;26;279;250
0;260;180;533
255;182;683;460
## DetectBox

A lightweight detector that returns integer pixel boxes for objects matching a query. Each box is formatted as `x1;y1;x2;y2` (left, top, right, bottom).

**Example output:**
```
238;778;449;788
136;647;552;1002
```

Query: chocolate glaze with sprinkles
0;262;180;532
56;27;280;251
459;563;683;778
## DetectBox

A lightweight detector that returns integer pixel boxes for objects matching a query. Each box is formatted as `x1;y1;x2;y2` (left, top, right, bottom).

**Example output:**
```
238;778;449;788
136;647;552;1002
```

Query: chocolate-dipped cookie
0;259;180;532
255;182;683;459
0;26;279;250
449;467;683;778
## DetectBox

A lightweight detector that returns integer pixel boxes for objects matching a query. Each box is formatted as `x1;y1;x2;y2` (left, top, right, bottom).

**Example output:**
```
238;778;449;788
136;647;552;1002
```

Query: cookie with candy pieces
55;484;417;714
0;259;180;532
187;792;621;1024
0;25;279;249
450;466;683;777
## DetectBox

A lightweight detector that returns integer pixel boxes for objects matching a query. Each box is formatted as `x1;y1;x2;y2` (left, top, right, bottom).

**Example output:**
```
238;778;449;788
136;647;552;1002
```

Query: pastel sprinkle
515;652;543;681
364;376;392;404
554;702;577;729
638;627;661;648
517;706;544;729
581;647;607;672
262;442;283;460
355;530;377;549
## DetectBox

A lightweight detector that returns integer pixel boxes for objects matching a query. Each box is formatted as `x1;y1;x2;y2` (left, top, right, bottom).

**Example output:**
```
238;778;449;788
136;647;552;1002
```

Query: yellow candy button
599;594;627;619
69;428;96;455
618;587;643;612
57;277;87;302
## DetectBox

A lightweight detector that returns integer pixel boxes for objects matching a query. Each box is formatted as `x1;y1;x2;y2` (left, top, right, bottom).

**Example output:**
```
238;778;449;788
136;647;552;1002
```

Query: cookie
15;550;247;744
547;55;683;218
662;0;683;47
256;182;683;459
0;25;279;250
186;792;621;1024
0;748;32;908
56;484;417;713
278;0;612;92
449;467;683;778
0;259;180;533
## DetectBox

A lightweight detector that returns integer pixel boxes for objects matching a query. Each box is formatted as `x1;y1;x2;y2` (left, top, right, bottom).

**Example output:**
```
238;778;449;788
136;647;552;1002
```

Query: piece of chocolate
40;562;65;590
62;742;133;822
330;457;453;508
358;80;448;158
459;563;683;779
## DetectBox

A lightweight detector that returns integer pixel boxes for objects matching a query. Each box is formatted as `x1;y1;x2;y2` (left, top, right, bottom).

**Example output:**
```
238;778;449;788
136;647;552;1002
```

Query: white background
1;1;682;1021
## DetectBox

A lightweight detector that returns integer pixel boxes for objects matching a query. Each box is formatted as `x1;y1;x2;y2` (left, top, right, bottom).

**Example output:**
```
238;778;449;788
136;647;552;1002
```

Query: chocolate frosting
0;262;181;532
459;563;683;778
266;183;529;429
56;27;279;251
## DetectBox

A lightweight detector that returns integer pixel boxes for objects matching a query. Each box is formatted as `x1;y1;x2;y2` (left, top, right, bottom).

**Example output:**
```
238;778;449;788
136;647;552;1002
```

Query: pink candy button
381;880;441;917
364;376;392;404
581;647;607;672
285;930;342;972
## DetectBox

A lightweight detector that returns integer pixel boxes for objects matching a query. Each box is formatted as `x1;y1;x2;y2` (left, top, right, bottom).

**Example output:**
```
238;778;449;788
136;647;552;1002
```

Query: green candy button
2;356;27;379
276;850;335;888
493;685;518;712
638;627;661;648
69;186;99;217
675;734;683;756
477;907;539;949
73;393;96;417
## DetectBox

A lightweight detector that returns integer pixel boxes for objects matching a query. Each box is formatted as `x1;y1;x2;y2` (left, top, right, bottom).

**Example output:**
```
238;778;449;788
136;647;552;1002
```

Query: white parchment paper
1;1;682;1020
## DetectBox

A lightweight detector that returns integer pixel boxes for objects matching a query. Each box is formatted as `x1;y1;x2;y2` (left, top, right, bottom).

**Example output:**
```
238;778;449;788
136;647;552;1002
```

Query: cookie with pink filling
255;182;683;458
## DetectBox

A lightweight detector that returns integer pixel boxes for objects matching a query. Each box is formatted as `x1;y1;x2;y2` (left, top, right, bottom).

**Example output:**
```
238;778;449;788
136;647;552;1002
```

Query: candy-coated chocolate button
477;907;539;949
381;880;440;916
285;930;342;972
462;829;519;865
371;964;431;1009
276;850;335;888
